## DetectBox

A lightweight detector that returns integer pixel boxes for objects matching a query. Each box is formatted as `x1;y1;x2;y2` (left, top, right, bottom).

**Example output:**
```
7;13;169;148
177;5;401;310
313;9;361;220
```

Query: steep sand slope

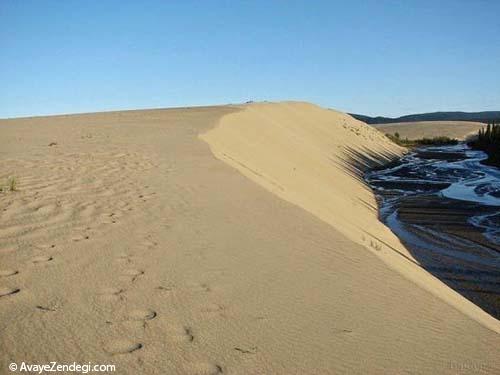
201;102;500;333
0;103;499;374
375;120;485;140
202;102;405;249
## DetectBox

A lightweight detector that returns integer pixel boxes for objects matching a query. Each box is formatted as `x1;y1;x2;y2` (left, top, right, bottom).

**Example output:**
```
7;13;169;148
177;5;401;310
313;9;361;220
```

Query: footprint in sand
234;346;257;355
156;284;175;292
72;234;89;242
36;305;57;312
182;362;223;375
127;309;157;321
122;269;143;276
109;212;123;219
31;255;53;264
0;270;18;277
0;286;20;297
104;340;142;355
37;244;56;250
120;269;144;282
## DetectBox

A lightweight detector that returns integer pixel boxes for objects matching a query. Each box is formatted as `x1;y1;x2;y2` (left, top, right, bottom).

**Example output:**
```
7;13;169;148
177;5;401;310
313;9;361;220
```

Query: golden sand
0;102;498;374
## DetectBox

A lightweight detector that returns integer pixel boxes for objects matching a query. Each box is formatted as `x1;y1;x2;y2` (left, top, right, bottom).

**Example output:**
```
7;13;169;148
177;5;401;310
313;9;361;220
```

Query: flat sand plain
375;120;485;140
0;102;498;374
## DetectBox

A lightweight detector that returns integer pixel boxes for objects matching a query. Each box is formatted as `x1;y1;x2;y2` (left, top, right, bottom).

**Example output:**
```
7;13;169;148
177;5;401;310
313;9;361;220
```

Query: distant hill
375;121;484;141
350;111;500;125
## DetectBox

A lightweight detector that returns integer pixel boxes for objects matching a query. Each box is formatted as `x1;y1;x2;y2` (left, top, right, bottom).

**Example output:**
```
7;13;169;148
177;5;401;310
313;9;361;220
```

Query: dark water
365;144;500;318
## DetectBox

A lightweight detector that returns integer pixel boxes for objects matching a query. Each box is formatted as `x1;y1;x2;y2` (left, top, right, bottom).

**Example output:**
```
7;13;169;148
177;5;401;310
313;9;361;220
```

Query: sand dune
374;120;485;140
0;102;498;374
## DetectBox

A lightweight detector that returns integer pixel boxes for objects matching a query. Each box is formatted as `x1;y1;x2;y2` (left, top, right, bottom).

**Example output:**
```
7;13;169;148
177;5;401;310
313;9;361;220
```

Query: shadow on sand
339;145;500;319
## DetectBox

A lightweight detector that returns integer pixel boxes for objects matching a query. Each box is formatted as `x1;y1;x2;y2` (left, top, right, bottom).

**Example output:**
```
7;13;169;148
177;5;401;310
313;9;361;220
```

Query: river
365;143;500;318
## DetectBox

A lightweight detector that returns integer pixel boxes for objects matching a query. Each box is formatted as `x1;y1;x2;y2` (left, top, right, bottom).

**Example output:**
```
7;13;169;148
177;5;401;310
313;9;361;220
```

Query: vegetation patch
385;133;458;147
468;122;500;167
0;176;18;192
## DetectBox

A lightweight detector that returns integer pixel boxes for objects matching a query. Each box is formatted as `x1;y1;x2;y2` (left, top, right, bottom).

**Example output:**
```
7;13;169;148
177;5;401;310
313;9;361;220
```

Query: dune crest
201;101;500;333
202;101;403;248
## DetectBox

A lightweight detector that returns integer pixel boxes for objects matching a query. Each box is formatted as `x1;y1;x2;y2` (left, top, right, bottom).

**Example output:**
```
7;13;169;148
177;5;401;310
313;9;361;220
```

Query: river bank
366;144;500;318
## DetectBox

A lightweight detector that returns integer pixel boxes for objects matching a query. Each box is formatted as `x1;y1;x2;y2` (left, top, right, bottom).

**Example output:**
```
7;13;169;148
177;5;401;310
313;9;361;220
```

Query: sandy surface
0;102;499;374
374;121;485;140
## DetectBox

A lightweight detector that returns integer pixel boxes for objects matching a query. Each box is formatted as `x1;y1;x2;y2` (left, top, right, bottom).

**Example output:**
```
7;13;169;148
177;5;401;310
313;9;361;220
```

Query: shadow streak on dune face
337;145;401;185
338;146;423;267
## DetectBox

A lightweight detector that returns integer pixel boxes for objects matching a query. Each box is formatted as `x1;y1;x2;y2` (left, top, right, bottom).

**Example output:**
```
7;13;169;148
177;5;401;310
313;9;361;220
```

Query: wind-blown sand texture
0;102;498;374
374;120;485;140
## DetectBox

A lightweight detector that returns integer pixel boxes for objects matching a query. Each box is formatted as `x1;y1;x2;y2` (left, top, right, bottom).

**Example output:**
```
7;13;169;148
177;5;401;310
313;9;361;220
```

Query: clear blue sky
1;0;499;118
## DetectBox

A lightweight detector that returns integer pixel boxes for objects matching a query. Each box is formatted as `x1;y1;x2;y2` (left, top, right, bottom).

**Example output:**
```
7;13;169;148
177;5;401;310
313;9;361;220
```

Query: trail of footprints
96;234;225;373
0;245;56;303
0;235;225;372
1;189;231;374
0;150;158;314
1;233;232;372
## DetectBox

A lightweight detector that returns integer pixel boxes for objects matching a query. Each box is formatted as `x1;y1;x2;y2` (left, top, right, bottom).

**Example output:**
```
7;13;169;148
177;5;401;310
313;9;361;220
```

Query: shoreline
367;143;500;319
387;194;500;318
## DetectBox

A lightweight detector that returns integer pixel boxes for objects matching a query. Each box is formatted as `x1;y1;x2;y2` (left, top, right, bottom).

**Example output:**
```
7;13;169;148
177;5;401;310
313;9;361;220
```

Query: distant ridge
350;111;500;125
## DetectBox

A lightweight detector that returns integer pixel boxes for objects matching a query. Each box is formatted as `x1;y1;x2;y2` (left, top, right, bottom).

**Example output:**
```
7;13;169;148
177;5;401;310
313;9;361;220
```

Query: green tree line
469;121;500;166
386;132;458;147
